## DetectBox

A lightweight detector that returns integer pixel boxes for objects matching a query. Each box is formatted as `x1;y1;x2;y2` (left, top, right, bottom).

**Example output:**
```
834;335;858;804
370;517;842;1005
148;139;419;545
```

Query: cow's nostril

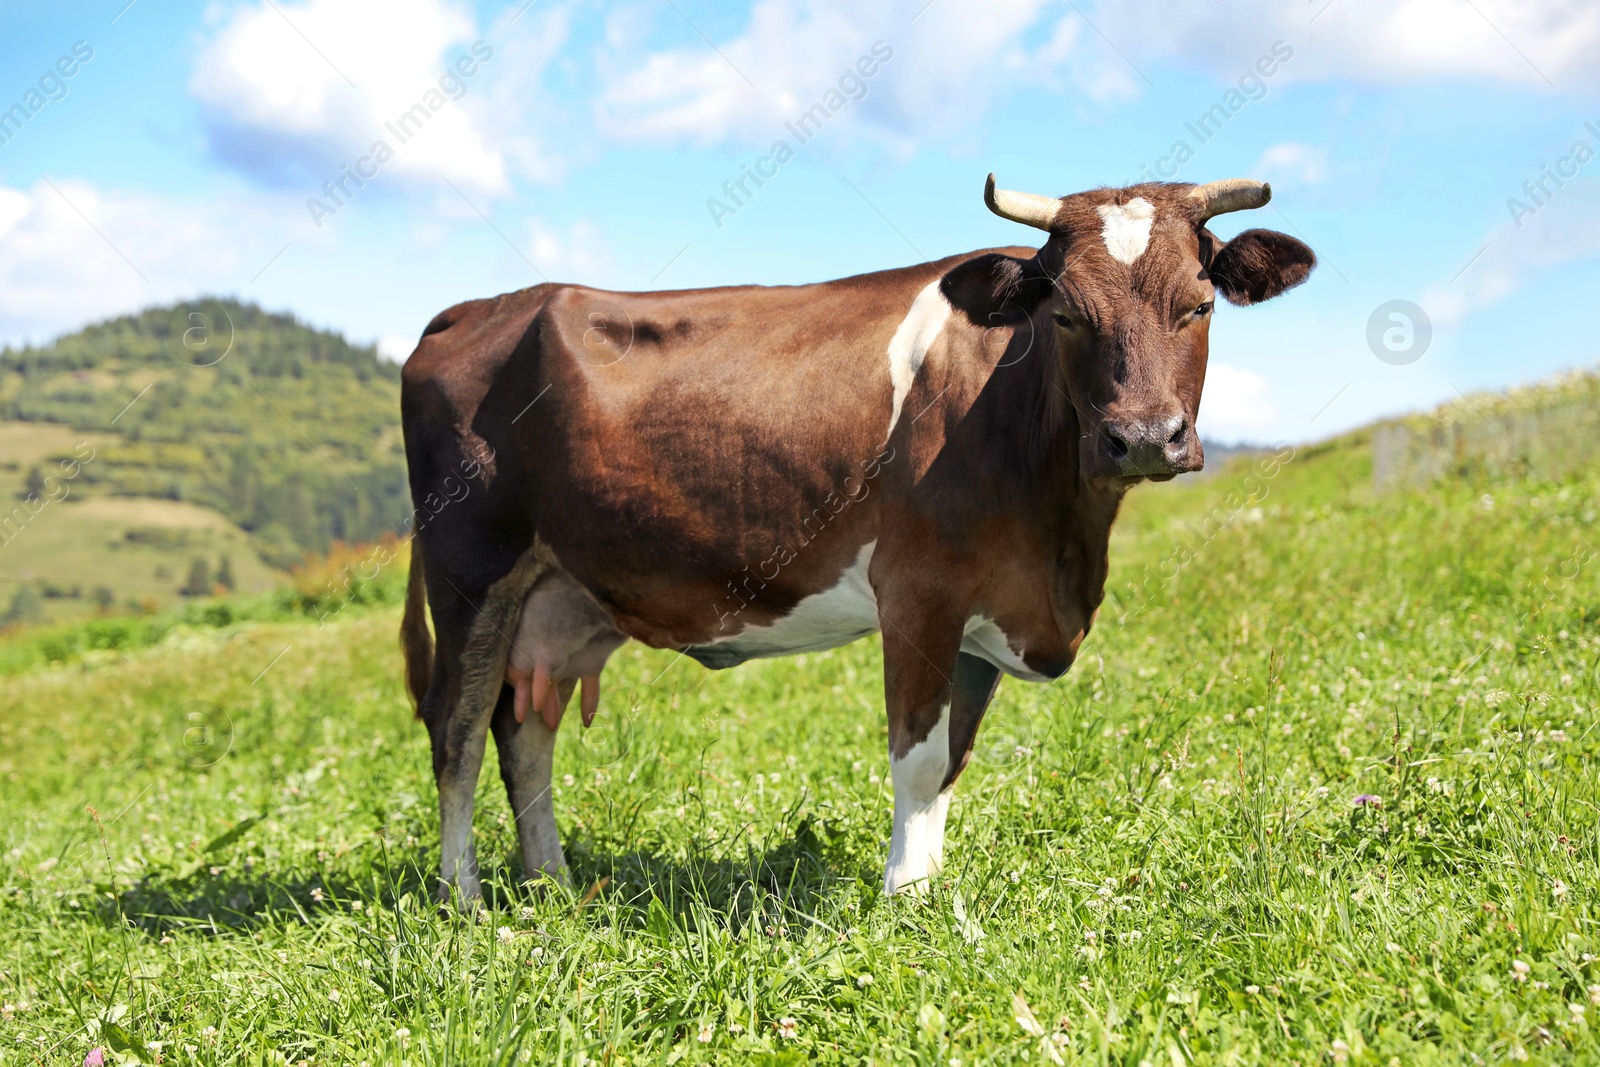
1167;420;1187;447
1103;428;1129;458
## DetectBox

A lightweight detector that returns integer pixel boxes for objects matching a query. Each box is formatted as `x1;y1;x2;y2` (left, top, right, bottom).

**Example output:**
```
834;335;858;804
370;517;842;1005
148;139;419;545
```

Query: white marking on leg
1096;198;1155;265
886;280;952;441
501;716;569;883
884;703;951;895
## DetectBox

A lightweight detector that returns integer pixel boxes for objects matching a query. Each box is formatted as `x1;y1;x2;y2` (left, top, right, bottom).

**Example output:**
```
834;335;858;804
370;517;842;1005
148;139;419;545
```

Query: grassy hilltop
0;300;405;624
3;369;1600;1064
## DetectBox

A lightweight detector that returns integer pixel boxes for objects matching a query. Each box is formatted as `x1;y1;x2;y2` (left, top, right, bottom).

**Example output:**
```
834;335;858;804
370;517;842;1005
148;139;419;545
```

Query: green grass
3;434;1600;1065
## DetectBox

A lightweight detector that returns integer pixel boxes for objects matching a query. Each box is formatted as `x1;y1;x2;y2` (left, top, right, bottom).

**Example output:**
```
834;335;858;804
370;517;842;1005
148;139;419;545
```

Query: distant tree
21;466;45;500
2;584;44;624
180;556;212;597
91;586;115;613
216;555;236;591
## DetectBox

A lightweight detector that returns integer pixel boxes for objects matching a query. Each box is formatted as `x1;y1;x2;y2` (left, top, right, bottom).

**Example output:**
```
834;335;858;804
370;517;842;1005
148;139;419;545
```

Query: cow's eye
1053;312;1080;330
1193;301;1214;318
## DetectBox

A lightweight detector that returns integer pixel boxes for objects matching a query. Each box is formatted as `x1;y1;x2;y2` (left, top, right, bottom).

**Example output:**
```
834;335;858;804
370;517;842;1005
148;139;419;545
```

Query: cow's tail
401;540;433;717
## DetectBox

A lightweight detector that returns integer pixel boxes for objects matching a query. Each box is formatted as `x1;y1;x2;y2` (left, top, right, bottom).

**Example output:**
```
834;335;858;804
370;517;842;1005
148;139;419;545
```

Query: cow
399;175;1315;901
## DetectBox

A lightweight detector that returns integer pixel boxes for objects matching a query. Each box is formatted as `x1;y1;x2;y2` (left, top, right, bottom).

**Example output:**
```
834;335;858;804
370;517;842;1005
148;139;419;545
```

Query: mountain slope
0;299;407;568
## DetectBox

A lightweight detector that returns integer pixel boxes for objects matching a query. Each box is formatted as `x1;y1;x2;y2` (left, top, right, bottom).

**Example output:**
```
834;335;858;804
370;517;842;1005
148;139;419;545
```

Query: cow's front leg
879;609;964;895
942;652;1003;792
492;681;573;885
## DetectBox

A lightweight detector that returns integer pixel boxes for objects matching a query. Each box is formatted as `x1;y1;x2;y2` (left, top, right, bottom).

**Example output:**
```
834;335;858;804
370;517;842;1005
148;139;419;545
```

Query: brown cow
400;175;1314;900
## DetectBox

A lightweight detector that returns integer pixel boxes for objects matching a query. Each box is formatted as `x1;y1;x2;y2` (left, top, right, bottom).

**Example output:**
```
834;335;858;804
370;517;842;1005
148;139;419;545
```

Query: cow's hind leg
491;680;573;885
420;553;540;906
434;705;491;904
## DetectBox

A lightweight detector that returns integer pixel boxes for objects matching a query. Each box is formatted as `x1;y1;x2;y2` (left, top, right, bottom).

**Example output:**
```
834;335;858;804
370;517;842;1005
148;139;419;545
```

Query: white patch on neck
1095;197;1156;265
885;280;951;442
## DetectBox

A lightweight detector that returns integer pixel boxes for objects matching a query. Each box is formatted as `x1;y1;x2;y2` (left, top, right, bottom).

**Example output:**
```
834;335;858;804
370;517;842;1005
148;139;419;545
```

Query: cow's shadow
563;815;878;933
74;817;871;939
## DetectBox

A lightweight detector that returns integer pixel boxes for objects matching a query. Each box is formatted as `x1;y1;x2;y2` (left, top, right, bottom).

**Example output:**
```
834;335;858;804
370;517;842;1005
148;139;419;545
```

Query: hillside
0;299;407;621
1;368;1598;1062
0;299;406;562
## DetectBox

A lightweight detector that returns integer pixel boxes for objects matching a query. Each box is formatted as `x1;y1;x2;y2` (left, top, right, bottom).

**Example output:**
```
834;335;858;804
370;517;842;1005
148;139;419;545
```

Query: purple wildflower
1352;794;1382;808
84;1050;105;1067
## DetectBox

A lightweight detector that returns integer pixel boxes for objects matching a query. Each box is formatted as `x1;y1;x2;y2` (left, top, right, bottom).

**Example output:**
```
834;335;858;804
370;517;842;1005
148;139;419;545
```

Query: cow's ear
1205;228;1316;306
941;252;1053;323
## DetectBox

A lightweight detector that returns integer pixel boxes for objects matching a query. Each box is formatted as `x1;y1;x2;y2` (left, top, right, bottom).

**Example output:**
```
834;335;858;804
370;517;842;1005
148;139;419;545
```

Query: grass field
3;427;1600;1065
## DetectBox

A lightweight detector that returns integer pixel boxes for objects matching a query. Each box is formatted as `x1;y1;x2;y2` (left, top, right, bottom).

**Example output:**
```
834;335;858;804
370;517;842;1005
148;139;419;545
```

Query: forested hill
0;299;408;567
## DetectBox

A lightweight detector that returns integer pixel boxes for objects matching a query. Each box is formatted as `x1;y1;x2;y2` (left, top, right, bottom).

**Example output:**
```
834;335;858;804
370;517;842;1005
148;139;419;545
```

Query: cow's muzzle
1095;412;1201;480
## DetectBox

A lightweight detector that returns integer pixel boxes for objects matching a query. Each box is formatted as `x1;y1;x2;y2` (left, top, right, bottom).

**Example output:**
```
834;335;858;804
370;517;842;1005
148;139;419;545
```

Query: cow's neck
981;333;1127;645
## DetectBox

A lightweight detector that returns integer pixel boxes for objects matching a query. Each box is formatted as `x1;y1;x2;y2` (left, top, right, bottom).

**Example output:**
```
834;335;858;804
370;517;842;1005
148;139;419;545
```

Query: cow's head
970;176;1314;484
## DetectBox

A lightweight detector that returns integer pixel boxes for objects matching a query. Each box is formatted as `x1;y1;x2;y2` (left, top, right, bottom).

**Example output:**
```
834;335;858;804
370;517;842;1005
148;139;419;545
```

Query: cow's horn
1189;178;1272;219
984;173;1062;231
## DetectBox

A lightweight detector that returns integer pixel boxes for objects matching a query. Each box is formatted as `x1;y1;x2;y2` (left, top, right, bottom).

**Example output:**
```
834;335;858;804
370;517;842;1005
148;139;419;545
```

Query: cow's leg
879;609;964;895
940;652;1004;792
434;706;490;904
491;680;573;885
421;555;533;906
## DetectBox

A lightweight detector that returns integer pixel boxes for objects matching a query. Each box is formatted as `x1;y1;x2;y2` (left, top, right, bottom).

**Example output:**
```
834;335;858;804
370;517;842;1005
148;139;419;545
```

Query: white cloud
377;334;417;363
1093;0;1600;90
1199;362;1278;442
0;180;283;343
0;187;30;237
1423;179;1600;328
593;0;1600;158
527;218;613;284
595;0;1067;149
190;0;512;194
1253;142;1329;187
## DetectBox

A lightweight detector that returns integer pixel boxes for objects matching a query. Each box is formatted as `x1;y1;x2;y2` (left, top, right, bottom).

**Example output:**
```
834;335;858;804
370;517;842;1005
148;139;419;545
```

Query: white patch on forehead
885;280;951;442
1095;197;1156;266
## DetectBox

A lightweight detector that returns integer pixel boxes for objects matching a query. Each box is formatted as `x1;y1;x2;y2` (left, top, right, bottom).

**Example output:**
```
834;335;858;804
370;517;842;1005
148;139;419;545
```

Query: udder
505;570;626;731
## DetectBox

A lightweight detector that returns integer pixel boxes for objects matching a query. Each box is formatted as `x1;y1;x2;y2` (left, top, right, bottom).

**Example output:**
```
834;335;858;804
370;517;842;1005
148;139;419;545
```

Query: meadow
3;422;1599;1065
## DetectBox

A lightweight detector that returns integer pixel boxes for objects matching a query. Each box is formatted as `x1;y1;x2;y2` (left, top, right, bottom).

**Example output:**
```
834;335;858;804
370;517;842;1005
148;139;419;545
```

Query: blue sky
1;0;1597;443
